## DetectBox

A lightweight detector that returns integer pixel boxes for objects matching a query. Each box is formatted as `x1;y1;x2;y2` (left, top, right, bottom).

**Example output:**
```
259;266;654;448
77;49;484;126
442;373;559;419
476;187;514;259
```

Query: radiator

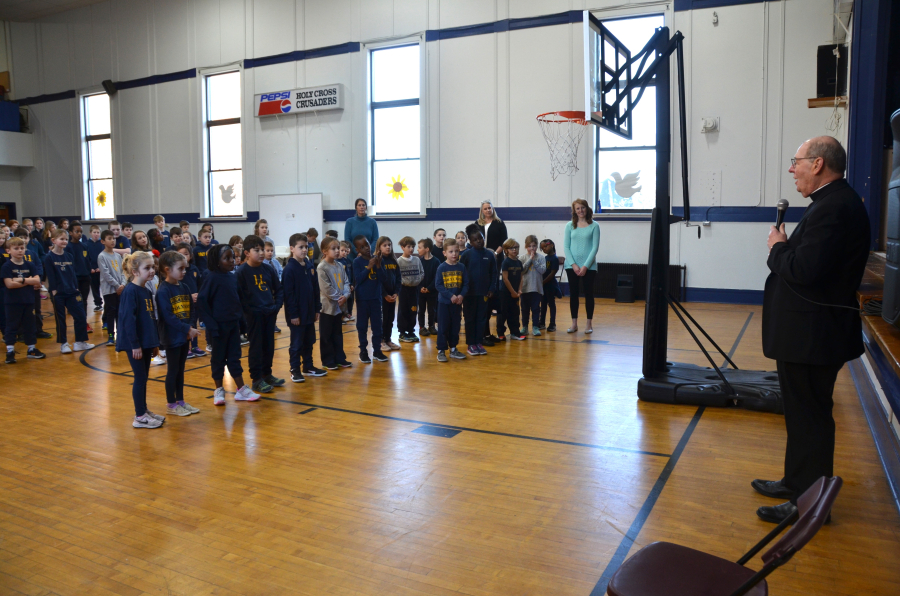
567;263;686;301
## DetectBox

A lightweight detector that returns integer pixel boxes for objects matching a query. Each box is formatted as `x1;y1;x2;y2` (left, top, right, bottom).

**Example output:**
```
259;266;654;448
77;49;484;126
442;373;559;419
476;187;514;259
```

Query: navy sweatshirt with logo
116;283;160;351
459;247;498;296
43;250;80;296
282;258;320;326
353;256;386;302
156;280;193;348
65;240;90;277
198;271;242;336
380;254;401;296
236;262;283;316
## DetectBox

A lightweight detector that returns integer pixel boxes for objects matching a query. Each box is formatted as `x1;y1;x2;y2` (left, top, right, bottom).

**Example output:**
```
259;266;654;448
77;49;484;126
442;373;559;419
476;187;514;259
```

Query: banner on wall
254;84;345;117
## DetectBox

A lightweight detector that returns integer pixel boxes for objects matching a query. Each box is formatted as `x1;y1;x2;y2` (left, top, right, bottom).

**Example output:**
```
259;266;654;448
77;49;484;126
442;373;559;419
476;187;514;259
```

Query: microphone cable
781;278;865;313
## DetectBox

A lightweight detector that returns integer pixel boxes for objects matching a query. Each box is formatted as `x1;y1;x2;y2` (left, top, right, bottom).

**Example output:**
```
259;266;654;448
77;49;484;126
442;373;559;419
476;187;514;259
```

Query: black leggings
567;268;596;320
127;350;153;417
164;343;190;404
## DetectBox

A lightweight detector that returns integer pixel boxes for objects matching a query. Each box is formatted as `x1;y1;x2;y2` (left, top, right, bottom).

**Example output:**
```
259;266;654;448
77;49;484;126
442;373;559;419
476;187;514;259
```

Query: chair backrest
761;476;842;565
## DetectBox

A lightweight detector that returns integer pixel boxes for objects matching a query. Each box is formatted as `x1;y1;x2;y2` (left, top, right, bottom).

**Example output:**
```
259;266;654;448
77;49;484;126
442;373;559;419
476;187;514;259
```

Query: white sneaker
159;350;167;358
60;343;73;354
205;344;213;353
151;355;166;366
181;402;200;414
235;385;260;402
72;342;95;352
167;404;192;417
213;388;226;406
145;411;166;422
380;341;392;352
133;414;162;429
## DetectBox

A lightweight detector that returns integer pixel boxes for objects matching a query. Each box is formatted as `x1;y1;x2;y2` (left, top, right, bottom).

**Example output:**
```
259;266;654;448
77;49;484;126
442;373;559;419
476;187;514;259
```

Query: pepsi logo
280;100;292;113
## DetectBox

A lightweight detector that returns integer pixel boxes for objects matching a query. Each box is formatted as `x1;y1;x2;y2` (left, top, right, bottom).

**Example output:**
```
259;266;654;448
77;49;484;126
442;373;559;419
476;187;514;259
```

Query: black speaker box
882;109;900;325
816;44;848;98
101;79;117;96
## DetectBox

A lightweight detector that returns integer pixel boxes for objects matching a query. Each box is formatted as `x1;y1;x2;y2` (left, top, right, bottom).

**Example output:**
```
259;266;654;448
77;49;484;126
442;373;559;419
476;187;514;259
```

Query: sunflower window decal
95;190;107;207
386;175;408;200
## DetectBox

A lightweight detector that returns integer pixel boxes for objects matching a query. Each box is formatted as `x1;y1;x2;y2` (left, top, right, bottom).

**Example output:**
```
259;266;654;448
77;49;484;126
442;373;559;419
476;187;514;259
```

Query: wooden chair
556;255;566;283
606;476;842;596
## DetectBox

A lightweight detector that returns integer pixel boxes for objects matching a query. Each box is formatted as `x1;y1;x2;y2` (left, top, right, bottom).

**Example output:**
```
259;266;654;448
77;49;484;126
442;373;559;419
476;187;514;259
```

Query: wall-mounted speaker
816;44;848;98
101;79;117;96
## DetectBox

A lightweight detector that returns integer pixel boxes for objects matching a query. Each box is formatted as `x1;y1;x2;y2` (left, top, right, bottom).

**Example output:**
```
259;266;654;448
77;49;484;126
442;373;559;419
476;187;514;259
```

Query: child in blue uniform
117;251;166;429
86;225;104;312
376;236;401;351
156;250;201;417
352;236;389;364
498;239;525;341
282;233;325;382
66;222;93;333
459;224;498;355
43;230;94;353
2;237;45;363
539;239;561;332
435;239;468;362
176;243;204;358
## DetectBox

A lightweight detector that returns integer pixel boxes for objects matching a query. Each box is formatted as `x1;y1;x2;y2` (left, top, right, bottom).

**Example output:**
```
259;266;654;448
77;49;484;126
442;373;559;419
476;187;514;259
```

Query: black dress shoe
751;479;795;499
756;501;797;524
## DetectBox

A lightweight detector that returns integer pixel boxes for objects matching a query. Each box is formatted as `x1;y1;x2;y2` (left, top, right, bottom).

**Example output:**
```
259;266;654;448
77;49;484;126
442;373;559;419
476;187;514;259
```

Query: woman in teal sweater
563;199;600;334
343;198;379;259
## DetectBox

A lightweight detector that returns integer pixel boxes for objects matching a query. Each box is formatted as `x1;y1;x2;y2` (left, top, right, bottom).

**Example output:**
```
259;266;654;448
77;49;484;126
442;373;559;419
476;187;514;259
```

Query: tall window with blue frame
370;44;421;214
82;93;115;220
596;13;665;211
204;70;244;217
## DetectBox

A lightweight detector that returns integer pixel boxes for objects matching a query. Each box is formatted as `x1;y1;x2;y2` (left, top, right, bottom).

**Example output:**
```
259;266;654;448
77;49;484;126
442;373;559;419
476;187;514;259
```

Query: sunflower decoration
386;175;408;200
95;190;107;207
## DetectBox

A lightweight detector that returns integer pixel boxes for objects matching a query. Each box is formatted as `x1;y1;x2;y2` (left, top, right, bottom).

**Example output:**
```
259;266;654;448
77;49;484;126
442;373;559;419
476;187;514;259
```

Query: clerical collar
810;179;841;201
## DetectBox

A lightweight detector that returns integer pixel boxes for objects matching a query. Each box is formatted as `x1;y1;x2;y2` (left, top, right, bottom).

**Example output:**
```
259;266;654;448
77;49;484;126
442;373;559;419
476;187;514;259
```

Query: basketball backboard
583;11;632;139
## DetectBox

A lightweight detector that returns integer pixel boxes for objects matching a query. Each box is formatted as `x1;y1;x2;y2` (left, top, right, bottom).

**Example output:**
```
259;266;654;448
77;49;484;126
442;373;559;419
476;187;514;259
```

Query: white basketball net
537;112;590;181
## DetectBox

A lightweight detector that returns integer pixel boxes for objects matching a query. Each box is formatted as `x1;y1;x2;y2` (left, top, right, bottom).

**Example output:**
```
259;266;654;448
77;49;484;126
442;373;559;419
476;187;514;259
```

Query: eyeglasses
790;156;818;167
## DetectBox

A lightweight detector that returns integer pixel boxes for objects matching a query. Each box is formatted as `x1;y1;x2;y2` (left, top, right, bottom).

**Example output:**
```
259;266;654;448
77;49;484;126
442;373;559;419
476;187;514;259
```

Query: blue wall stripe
425;10;582;42
116;68;196;91
17;89;76;106
673;206;806;223
243;41;361;69
674;0;776;11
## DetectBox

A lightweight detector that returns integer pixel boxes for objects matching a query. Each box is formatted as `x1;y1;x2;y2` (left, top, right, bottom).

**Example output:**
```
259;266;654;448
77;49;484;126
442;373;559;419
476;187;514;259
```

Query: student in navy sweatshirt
459;224;498;356
539;239;561;332
375;236;401;352
116;251;165;429
15;228;50;340
282;233;325;383
236;235;284;394
417;238;439;336
66;222;93;333
86;224;105;312
352;236;389;364
2;237;45;363
193;229;213;272
43;230;93;353
435;239;468;362
156;251;201;417
338;241;355;323
198;244;259;405
176;242;204;358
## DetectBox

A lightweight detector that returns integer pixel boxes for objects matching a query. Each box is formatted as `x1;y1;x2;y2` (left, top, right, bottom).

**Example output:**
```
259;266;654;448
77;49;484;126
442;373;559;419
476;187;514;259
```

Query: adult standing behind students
752;136;869;524
344;198;379;259
475;200;507;345
563;199;599;334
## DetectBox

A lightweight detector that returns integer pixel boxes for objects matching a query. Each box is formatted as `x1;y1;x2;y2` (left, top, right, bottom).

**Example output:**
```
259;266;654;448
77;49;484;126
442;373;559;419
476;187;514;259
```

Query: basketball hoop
536;111;591;180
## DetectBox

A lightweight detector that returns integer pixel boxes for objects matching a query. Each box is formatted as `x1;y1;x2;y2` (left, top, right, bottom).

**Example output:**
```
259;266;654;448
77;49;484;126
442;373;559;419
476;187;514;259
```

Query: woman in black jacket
475;200;507;343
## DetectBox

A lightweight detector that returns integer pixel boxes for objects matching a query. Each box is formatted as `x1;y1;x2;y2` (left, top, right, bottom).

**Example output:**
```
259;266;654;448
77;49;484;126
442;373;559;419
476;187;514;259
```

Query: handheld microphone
775;199;789;230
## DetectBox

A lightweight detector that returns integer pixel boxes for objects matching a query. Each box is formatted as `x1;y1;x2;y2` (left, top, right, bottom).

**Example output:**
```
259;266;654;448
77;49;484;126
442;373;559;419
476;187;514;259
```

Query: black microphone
775;199;789;230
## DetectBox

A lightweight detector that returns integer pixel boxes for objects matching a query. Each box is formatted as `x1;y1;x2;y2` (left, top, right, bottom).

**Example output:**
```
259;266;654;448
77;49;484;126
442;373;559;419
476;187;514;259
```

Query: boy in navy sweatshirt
237;235;284;393
66;222;93;333
352;235;389;364
417;238;439;336
282;233;325;383
176;242;204;357
435;239;468;362
193;229;213;272
86;224;104;312
15;228;50;340
44;230;94;353
2;237;45;363
459;224;497;356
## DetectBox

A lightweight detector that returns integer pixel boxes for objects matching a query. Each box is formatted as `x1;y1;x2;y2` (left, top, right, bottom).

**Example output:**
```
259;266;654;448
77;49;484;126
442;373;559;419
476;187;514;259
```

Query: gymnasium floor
1;299;899;596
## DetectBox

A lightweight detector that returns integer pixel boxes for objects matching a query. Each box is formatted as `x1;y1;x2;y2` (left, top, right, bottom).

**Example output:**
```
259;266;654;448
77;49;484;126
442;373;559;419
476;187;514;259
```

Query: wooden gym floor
1;298;899;596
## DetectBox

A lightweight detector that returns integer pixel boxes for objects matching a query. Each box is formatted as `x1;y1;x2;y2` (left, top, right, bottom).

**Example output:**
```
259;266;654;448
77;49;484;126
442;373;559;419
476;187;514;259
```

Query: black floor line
78;347;671;457
722;312;754;369
298;407;317;415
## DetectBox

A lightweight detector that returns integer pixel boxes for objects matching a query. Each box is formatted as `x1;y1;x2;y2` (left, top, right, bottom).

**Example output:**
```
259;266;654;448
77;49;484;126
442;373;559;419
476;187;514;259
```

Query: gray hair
807;136;846;175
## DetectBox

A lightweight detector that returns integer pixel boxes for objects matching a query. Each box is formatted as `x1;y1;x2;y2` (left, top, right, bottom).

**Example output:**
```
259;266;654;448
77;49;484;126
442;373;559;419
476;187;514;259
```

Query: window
596;14;665;211
204;71;243;217
369;44;421;214
82;93;114;219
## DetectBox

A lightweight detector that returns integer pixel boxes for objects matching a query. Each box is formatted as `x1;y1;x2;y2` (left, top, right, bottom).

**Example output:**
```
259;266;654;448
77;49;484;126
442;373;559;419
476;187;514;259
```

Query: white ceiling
0;0;108;22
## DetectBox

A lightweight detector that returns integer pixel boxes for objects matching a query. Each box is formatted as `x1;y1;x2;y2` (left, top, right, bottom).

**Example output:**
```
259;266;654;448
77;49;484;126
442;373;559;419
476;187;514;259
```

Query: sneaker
399;334;416;343
342;317;354;325
520;328;529;336
537;324;547;330
485;335;500;344
337;360;352;368
236;385;262;401
36;331;53;339
240;334;249;346
547;324;556;332
323;362;339;370
412;334;420;343
467;345;479;356
533;328;542;337
60;343;73;354
510;334;526;341
387;340;401;350
199;322;205;329
291;369;305;383
145;411;166;422
264;374;285;387
213;388;226;405
94;305;103;312
205;344;213;353
106;336;116;346
181;401;200;414
359;351;372;364
191;348;207;357
497;335;506;342
86;324;93;333
274;326;282;333
167;404;193;417
73;342;95;352
347;315;356;321
251;379;273;394
380;341;392;352
101;323;107;330
449;348;466;360
186;350;197;359
437;350;448;362
27;348;45;359
428;326;437;335
477;345;488;355
372;351;389;362
151;355;166;366
303;367;328;377
133;414;162;429
5;351;15;364
482;336;496;347
419;328;431;337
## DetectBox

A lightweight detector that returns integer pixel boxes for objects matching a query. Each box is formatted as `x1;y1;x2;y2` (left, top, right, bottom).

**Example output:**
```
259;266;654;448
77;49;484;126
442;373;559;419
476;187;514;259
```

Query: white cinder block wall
6;0;845;293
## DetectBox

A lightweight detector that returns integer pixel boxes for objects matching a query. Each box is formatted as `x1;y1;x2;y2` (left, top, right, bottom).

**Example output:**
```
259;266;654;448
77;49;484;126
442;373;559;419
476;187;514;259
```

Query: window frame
591;8;670;215
200;65;246;219
79;89;115;221
366;37;426;217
